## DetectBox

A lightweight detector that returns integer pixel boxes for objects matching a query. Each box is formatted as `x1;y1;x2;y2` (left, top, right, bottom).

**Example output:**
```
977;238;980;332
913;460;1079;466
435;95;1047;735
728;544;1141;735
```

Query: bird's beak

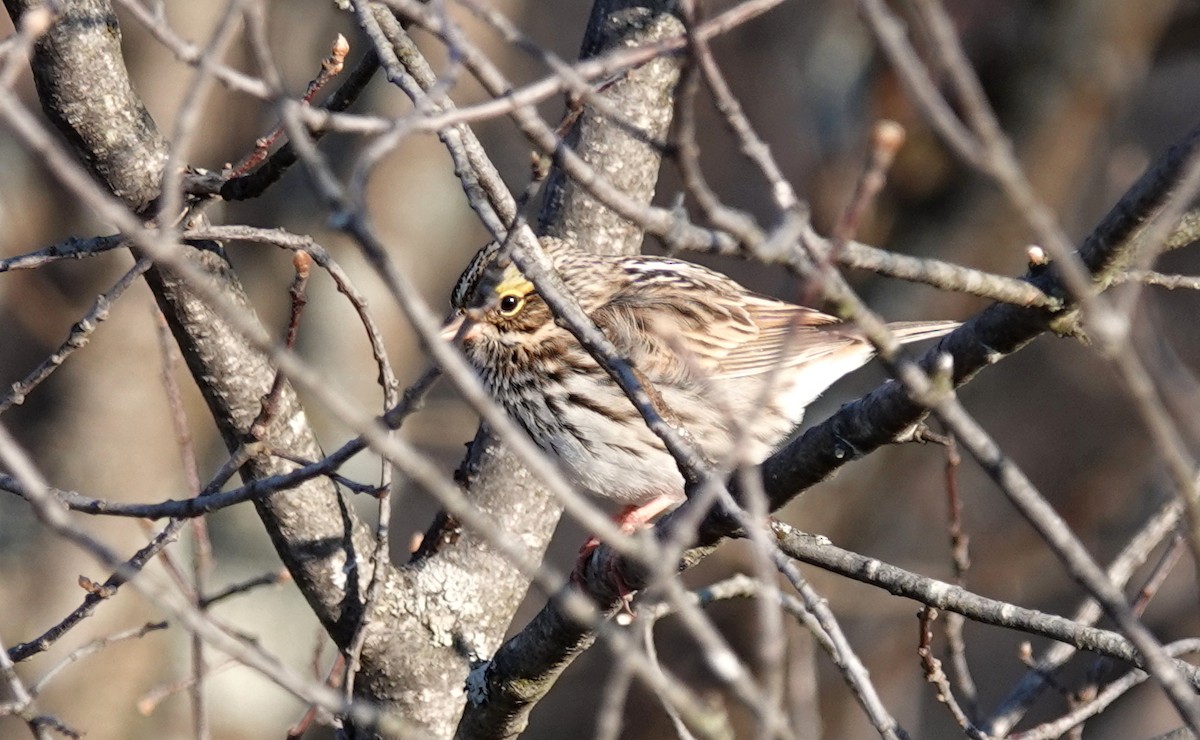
440;312;477;343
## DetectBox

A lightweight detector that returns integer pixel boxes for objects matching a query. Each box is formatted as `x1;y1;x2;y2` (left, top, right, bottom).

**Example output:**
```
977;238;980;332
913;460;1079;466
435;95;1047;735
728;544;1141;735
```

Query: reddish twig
227;34;350;179
248;250;312;442
938;434;979;721
288;650;344;739
155;306;213;740
834;120;907;248
1132;535;1187;618
942;435;970;580
917;607;988;739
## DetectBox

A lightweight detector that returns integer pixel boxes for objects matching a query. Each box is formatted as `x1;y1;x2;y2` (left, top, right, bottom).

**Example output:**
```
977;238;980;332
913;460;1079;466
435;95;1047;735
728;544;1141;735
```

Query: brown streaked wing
598;290;863;382
697;296;864;379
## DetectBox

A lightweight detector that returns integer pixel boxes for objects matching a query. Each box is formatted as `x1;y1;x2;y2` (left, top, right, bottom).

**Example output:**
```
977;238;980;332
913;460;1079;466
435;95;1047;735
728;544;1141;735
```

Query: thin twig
228;33;350;178
0;630;55;739
1121;271;1200;290
157;308;210;740
0;258;152;414
31;622;168;697
0;234;125;272
136;659;238;717
0;421;411;735
199;570;291;609
917;608;988;739
248;251;312;441
111;0;274;99
1008;640;1200;740
287;650;343;739
1074;534;1188;717
934;433;980;720
865;0;1200;595
773;551;910;740
985;497;1185;735
6;445;252;662
771;521;1200;684
8;518;185;663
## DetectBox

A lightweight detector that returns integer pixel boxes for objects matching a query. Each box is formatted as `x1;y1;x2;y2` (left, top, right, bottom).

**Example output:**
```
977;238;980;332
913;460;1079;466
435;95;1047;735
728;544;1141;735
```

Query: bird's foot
572;538;636;615
571;496;680;612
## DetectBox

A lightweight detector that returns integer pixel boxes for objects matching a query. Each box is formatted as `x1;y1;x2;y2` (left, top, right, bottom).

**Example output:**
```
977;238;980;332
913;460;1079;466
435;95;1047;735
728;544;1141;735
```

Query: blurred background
1;0;1199;737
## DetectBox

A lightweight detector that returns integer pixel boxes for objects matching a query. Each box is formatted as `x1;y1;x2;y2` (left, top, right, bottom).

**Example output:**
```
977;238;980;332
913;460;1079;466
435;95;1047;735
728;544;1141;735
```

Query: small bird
442;237;956;532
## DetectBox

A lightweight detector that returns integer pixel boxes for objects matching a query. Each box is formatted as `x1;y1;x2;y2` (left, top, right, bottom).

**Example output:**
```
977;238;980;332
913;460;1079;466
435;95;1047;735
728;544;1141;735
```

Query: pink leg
578;493;680;557
612;494;680;533
574;494;681;597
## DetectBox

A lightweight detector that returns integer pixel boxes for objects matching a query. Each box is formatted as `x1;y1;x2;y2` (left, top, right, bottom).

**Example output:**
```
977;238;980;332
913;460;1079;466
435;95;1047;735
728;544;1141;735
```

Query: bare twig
287;651;343;739
0;258;152;414
199;570;291;609
939;434;980;722
863;0;1200;591
771;521;1200;684
8;518;186;663
157;308;210;740
248;250;312;441
775;552;909;740
0;234;125;272
136;659;238;717
917;608;987;739
6;444;253;663
0;630;55;739
228;33;351;178
1008;640;1200;740
1122;271;1200;290
985;497;1185;735
31;622;168;697
0;421;412;736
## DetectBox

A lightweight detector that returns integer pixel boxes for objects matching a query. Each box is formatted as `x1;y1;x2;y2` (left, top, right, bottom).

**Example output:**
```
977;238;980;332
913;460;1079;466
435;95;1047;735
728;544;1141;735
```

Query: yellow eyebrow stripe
494;264;533;297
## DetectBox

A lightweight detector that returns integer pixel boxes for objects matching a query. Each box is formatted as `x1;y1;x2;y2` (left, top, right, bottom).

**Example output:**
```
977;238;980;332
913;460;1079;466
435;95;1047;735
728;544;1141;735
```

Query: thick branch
2;0;376;663
745;124;1200;521
474;121;1200;734
537;0;682;255
3;0;167;209
451;2;683;738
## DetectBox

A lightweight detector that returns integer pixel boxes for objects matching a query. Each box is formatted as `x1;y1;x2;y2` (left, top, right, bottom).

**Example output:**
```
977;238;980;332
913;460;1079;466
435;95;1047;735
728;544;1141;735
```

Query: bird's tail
887;320;959;344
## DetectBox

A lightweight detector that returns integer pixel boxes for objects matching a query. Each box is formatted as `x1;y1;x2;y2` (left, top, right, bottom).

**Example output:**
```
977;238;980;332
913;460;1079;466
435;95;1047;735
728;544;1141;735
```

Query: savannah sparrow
442;237;956;529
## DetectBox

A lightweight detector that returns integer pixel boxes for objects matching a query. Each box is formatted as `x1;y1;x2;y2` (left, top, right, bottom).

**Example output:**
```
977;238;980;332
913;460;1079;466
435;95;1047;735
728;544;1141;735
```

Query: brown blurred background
1;0;1199;737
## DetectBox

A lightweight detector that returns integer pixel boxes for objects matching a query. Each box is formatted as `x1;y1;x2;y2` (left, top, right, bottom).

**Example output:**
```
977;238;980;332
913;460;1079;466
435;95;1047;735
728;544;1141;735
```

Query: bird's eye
498;292;524;317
